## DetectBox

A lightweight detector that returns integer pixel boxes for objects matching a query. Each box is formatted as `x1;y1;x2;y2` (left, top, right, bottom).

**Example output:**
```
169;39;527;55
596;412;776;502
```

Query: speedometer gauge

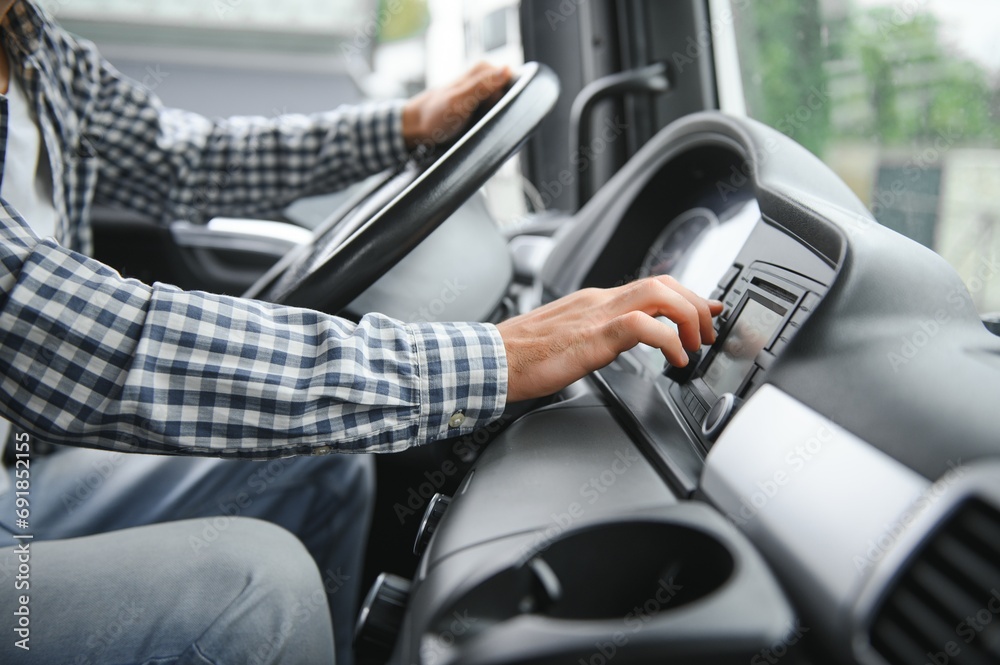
640;208;720;278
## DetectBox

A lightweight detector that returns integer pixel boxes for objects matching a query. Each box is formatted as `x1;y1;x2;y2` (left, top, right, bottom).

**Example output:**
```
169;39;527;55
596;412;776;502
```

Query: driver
0;2;722;664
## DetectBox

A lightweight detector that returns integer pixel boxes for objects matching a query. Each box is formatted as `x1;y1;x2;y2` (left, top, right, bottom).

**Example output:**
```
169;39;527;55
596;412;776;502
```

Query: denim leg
1;448;375;665
0;518;335;665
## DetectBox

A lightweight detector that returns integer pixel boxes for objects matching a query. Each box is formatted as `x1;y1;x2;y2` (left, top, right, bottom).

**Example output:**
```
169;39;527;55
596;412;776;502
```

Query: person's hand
497;276;724;402
402;62;513;150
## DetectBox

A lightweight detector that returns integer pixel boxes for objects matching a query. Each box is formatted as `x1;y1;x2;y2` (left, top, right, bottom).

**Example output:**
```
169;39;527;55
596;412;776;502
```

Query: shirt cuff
407;321;508;443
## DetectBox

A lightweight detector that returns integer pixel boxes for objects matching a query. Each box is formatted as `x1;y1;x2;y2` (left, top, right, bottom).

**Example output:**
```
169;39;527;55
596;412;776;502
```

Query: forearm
158;101;411;224
87;56;409;224
0;203;506;457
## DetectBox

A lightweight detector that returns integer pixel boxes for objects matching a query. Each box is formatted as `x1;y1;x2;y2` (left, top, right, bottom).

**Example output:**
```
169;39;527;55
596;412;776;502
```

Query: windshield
731;0;1000;314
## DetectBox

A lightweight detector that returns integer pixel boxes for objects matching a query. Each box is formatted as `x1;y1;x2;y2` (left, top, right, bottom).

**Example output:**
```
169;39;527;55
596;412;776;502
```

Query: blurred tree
734;0;831;156
377;0;430;43
841;9;998;146
735;1;1000;152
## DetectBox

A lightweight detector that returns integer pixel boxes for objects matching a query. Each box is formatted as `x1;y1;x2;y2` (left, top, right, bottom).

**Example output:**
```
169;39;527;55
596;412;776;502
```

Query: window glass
481;8;510;52
40;0;372;34
732;0;1000;314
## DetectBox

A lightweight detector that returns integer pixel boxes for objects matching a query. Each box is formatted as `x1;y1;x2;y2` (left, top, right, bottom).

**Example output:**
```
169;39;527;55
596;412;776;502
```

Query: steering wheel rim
245;62;560;314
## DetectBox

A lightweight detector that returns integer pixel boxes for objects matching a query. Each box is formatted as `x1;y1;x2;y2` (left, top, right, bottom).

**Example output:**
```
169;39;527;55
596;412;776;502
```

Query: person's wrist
402;100;426;150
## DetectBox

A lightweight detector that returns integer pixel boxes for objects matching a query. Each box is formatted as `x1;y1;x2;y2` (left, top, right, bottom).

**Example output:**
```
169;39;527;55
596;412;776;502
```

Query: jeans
0;446;375;665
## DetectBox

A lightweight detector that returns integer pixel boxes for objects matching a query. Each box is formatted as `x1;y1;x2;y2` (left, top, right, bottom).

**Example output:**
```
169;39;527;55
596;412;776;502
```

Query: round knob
702;393;742;441
354;573;412;663
413;493;452;556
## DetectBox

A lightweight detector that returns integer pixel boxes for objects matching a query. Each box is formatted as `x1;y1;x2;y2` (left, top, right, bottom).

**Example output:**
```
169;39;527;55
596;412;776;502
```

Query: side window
732;1;1000;313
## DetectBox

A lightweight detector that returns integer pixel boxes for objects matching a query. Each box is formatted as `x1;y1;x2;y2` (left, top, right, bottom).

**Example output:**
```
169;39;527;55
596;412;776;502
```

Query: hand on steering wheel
402;63;514;149
245;62;559;315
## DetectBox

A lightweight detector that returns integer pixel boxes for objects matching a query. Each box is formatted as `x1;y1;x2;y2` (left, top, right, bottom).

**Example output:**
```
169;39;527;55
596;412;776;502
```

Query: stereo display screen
702;297;786;396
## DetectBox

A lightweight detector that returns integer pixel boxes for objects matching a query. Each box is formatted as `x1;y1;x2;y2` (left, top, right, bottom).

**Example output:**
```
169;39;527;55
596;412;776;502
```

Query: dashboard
360;113;1000;665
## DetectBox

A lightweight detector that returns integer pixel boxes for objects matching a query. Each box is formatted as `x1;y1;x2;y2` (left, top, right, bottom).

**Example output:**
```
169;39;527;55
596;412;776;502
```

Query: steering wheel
244;62;560;313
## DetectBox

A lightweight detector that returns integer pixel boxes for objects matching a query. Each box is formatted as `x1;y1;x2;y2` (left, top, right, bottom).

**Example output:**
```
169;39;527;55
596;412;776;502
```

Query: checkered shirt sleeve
77;50;410;225
0;200;508;457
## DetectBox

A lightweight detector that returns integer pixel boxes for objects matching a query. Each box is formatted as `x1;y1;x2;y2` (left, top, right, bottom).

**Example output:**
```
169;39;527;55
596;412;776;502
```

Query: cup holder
537;520;734;619
431;519;734;635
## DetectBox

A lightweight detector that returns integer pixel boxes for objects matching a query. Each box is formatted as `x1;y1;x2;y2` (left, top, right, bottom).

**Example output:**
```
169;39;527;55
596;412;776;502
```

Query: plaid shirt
0;1;507;457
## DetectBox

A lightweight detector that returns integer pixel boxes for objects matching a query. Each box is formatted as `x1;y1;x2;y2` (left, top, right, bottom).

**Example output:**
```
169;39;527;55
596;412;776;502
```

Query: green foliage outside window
735;0;1000;155
377;0;430;43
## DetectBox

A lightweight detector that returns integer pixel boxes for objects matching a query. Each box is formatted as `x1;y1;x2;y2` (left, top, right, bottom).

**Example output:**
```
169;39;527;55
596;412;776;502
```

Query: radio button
800;292;822;312
755;351;777;371
718;265;742;292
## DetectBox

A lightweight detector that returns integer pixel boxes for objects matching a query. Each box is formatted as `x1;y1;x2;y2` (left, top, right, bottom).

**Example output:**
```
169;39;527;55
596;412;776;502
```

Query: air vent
870;500;1000;665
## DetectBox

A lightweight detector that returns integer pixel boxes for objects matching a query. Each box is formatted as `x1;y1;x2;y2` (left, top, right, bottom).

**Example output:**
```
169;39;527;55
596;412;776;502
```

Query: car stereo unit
669;262;827;448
